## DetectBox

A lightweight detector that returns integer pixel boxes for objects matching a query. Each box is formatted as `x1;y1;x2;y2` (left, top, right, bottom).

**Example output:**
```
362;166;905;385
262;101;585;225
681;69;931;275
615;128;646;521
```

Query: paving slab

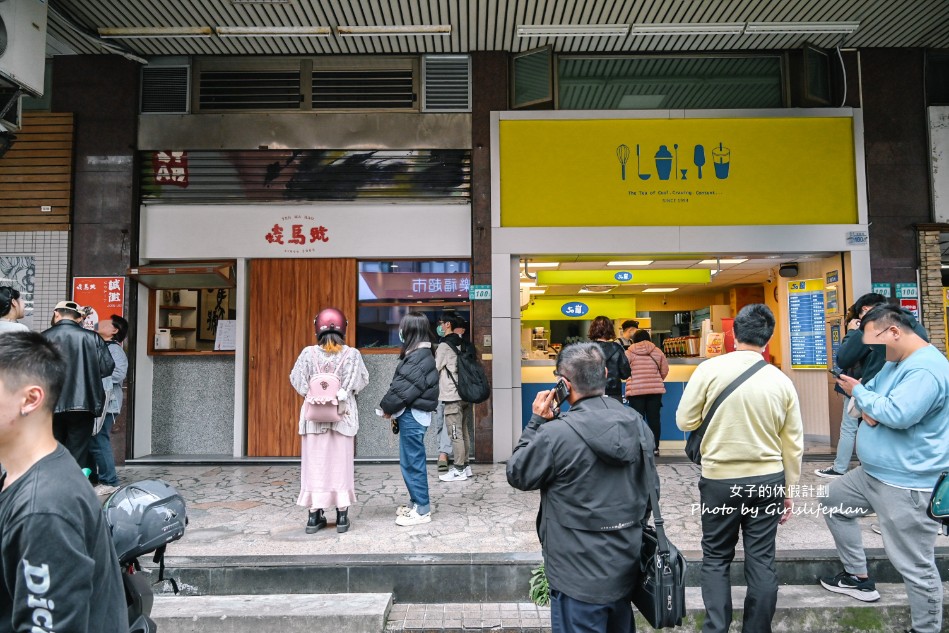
152;592;391;633
386;583;949;632
117;461;896;558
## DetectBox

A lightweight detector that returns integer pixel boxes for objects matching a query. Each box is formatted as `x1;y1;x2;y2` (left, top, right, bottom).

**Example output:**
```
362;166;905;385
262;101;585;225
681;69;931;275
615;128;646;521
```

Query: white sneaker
395;506;431;526
94;484;119;496
439;468;468;482
396;505;413;516
464;465;473;477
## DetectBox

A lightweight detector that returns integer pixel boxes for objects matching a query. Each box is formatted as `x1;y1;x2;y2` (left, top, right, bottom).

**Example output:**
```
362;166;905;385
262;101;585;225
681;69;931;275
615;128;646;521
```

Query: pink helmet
314;307;347;338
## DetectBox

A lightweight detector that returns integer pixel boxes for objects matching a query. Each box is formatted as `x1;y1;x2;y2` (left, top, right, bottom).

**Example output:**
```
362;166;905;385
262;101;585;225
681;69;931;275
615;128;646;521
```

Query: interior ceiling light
642;287;679;293
529;288;547;294
523;262;560;268
631;23;744;36
516;24;630;38
216;26;331;37
98;26;213;38
699;258;747;265
744;21;860;34
337;25;451;37
607;260;654;266
580;285;617;293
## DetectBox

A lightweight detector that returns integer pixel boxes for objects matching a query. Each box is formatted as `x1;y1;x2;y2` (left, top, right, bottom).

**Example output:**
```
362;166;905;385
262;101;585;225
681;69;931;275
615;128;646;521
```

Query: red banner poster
73;276;125;331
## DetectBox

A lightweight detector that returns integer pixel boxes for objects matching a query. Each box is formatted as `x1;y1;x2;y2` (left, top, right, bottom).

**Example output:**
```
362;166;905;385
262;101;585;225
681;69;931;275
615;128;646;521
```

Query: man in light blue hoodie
820;304;949;633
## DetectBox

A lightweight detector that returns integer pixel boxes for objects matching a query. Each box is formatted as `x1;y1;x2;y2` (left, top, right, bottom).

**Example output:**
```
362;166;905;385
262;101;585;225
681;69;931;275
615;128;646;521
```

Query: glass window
357;260;471;349
557;55;784;110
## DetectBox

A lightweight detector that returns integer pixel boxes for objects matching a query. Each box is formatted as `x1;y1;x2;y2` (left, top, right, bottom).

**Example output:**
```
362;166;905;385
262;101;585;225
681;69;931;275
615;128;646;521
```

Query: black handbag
632;428;687;628
684;359;767;464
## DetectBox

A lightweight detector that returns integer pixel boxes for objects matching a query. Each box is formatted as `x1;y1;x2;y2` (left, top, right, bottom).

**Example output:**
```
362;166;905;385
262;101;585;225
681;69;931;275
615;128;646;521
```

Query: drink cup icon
712;143;730;179
654;145;673;181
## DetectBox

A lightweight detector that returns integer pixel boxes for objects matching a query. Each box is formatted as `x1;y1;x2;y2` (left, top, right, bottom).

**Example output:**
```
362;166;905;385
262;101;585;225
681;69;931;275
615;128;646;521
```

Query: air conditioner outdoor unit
0;0;49;97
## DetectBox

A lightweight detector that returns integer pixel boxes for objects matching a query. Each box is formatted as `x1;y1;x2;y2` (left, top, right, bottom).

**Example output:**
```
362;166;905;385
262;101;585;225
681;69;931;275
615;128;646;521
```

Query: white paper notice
213;320;237;351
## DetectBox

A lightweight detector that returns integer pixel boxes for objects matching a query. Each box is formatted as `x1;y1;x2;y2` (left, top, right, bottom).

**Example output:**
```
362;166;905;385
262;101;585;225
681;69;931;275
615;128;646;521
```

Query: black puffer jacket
380;344;440;414
42;320;115;416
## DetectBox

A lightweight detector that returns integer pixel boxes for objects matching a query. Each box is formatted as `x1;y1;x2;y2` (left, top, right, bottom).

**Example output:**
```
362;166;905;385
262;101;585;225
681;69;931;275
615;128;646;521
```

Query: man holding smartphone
816;293;928;479
506;342;657;633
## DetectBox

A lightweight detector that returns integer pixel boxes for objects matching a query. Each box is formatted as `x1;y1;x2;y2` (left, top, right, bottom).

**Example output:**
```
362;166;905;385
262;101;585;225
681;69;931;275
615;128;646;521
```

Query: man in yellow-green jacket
676;303;804;633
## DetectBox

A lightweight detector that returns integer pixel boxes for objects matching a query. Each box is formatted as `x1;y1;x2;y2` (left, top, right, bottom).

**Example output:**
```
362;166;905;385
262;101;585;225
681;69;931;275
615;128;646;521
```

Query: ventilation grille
141;66;189;114
422;56;471;112
312;70;415;110
199;70;301;111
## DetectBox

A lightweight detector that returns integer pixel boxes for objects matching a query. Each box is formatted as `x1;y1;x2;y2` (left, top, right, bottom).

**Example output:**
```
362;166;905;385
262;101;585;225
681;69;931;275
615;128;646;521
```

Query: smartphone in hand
552;378;570;412
829;369;842;379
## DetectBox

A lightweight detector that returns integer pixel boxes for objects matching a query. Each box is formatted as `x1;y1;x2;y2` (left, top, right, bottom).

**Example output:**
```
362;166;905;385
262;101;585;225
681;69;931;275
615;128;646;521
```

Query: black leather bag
633;428;686;628
684;359;768;464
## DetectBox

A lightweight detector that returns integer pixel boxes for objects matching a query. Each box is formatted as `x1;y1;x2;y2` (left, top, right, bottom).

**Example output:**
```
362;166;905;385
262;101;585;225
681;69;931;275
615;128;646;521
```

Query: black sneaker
819;571;880;602
814;467;845;478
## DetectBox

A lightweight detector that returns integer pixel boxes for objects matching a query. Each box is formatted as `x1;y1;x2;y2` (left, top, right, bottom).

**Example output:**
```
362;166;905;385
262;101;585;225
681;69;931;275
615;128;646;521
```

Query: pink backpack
303;348;349;424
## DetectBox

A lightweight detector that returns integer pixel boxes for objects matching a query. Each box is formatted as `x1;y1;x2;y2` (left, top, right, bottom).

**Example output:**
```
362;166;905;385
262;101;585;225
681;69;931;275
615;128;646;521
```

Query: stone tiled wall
918;229;947;354
0;231;69;330
356;353;448;461
151;356;235;455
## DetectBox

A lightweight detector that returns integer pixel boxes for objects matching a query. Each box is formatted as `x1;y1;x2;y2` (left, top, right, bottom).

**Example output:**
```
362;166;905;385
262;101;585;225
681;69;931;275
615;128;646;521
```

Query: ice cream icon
712;142;730;179
655;145;673;181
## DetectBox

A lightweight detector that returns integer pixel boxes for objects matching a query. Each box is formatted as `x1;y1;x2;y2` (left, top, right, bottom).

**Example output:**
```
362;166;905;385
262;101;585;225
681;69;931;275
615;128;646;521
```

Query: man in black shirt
0;331;126;633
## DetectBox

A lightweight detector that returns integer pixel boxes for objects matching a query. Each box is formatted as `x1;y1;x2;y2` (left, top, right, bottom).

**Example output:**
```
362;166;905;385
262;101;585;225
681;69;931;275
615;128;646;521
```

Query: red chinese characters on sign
73;276;125;331
153;151;189;188
266;220;330;248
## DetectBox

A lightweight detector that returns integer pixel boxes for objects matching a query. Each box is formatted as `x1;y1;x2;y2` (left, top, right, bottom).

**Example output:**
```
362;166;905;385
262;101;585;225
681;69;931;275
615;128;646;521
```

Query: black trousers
629;394;662;449
53;411;95;471
550;589;635;633
698;472;785;633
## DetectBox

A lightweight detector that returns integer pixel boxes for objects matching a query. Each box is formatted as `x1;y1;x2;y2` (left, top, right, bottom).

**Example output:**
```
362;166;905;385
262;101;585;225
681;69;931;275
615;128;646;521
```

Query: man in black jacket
816;294;928;478
507;342;656;633
42;300;115;471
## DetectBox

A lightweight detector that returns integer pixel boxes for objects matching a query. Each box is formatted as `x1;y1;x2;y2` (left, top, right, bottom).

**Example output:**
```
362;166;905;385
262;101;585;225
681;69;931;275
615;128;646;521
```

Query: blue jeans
88;412;119;486
833;396;859;474
549;590;635;633
397;410;430;515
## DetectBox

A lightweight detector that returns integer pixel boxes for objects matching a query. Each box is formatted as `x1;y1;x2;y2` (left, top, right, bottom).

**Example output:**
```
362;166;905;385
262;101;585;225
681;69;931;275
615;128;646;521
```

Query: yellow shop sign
500;117;858;227
521;296;636;321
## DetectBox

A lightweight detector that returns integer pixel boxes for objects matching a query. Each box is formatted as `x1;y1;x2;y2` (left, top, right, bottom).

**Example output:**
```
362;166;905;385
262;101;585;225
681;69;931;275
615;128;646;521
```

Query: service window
357;260;471;349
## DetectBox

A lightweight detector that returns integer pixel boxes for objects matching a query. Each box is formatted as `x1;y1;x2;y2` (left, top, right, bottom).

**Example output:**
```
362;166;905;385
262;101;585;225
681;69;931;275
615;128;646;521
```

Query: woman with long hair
0;286;28;332
290;308;369;535
588;315;630;402
379;312;440;526
625;329;669;456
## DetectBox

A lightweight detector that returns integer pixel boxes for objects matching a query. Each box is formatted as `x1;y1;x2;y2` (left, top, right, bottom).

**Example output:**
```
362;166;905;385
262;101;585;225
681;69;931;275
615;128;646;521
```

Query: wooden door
247;258;357;456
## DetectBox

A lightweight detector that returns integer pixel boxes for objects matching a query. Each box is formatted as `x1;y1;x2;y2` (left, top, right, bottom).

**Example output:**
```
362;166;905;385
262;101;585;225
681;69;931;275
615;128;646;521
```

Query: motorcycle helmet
314;307;347;338
105;479;187;565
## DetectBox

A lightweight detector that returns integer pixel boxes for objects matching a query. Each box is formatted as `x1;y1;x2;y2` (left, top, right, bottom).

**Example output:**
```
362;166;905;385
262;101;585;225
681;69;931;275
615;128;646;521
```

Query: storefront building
1;3;947;462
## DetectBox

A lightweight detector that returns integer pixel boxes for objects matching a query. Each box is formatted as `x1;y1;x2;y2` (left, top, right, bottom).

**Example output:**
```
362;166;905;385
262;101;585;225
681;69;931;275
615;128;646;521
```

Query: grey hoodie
506;395;658;604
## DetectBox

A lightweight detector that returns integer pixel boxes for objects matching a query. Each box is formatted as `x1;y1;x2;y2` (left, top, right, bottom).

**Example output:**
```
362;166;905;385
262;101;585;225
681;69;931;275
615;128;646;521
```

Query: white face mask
399;330;404;343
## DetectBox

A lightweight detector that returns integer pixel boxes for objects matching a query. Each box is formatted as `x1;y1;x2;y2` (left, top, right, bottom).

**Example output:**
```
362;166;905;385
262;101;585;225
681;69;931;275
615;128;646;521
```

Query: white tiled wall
0;231;69;331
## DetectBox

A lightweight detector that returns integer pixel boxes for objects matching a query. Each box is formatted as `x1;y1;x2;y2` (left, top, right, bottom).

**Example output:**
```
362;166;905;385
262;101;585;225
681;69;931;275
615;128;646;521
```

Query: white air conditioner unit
0;0;49;97
519;286;532;311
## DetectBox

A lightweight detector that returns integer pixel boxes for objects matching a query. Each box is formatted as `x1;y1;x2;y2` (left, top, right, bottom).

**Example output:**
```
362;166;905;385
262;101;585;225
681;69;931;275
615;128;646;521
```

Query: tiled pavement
118;459;884;557
384;602;550;633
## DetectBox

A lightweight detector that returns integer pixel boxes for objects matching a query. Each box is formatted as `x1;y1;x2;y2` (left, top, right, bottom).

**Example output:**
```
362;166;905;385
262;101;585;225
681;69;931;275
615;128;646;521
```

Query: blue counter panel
521;381;688;441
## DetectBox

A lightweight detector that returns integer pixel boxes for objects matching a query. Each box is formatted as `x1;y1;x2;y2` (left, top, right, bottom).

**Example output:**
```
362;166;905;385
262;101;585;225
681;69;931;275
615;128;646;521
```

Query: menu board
788;279;827;369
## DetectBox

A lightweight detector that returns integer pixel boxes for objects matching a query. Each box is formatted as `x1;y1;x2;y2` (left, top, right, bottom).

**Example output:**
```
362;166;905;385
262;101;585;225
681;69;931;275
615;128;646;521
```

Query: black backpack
443;339;491;404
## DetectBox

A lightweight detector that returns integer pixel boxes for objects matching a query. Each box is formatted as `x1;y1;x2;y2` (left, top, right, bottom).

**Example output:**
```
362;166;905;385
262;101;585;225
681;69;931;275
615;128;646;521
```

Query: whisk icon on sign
616;144;631;180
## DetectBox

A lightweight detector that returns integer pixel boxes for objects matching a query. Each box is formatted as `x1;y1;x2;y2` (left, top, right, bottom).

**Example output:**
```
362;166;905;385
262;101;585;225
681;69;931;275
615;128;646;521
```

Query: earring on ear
19;410;27;417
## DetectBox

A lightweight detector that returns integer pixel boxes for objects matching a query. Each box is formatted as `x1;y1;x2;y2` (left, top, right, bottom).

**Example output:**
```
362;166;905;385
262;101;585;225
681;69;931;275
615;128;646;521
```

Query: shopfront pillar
861;49;930;284
471;51;509;462
51;55;140;464
917;224;947;354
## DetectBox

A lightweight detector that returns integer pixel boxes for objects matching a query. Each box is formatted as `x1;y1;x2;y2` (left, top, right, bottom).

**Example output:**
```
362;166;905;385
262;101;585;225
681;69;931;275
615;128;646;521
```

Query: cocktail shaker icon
712;143;730;179
655;145;673;181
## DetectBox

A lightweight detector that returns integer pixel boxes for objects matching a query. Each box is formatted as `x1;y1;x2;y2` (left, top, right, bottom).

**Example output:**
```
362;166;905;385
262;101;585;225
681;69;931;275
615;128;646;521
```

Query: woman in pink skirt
290;308;369;534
